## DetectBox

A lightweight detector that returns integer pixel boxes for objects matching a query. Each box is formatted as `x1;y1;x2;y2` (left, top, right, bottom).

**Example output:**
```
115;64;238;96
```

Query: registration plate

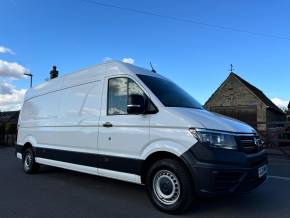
258;164;268;178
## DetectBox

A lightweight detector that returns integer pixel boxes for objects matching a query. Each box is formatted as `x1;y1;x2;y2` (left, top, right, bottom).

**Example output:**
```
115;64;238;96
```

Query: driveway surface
0;146;290;218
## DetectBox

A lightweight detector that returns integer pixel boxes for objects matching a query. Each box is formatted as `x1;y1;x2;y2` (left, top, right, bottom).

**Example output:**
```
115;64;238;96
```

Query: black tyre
23;147;39;174
145;159;194;214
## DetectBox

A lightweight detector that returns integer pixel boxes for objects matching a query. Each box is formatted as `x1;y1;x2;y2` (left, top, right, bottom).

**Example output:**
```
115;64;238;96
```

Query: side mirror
127;94;146;114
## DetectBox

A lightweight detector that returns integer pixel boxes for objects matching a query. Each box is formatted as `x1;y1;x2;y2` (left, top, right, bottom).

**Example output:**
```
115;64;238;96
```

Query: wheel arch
22;142;33;154
19;135;37;153
140;151;194;185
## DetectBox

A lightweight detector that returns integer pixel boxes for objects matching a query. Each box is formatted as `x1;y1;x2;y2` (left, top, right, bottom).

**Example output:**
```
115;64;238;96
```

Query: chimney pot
50;65;59;79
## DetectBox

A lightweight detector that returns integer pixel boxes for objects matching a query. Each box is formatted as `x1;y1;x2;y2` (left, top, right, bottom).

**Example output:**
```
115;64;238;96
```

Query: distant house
204;73;286;133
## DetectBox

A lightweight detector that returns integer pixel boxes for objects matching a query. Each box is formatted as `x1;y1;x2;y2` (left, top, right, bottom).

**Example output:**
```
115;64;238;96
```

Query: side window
107;77;145;115
128;79;145;97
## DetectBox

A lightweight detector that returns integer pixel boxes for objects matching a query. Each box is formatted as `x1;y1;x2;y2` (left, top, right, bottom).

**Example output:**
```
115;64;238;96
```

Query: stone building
204;73;286;133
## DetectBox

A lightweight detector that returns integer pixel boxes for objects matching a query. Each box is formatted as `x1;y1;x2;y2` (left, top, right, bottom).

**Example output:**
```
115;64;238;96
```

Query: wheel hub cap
153;170;180;205
159;177;173;195
24;153;32;170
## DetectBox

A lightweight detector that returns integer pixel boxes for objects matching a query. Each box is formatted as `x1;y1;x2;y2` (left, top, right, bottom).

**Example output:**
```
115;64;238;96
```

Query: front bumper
181;142;268;196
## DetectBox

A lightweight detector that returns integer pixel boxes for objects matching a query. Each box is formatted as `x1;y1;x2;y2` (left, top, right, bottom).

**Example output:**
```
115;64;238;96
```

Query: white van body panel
97;74;150;160
170;108;256;133
140;138;198;160
17;61;255;185
146;106;255;134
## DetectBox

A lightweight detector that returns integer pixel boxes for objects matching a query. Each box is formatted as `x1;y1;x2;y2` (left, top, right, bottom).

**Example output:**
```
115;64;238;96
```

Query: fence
0;134;17;146
256;121;290;147
0;122;17;146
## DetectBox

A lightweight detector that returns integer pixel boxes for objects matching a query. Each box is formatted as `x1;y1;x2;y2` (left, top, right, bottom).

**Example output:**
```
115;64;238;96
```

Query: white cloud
271;97;289;110
0;60;28;79
0;47;28;110
122;58;134;64
102;57;112;62
0;46;15;55
0;82;26;111
0;82;14;94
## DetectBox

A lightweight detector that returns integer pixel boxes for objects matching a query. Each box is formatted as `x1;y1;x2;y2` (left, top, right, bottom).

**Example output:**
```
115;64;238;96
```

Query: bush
4;122;17;134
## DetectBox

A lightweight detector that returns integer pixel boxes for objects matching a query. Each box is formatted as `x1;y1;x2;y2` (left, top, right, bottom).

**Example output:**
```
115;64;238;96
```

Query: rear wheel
23;148;39;174
145;159;194;214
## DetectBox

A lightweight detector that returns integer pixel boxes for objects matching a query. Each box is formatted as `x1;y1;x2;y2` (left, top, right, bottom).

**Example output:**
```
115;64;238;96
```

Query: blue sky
0;0;289;111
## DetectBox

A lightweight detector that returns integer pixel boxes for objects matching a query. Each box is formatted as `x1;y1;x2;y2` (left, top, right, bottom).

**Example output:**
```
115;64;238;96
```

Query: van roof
24;61;160;101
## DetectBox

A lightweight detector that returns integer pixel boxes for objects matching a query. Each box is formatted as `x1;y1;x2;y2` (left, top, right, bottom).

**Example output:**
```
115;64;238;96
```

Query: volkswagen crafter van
16;61;267;214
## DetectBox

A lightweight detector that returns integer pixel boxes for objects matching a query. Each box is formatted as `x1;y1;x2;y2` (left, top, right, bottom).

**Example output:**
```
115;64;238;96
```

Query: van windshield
137;74;203;109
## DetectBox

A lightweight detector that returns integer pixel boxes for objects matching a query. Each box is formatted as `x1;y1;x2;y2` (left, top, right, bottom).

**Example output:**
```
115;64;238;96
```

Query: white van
16;61;267;214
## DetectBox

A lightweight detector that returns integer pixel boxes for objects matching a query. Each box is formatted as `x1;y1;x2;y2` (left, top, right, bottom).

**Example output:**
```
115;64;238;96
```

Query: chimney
50;66;59;79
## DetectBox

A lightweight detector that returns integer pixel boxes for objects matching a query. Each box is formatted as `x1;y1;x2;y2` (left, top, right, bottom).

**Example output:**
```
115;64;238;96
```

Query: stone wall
205;75;267;131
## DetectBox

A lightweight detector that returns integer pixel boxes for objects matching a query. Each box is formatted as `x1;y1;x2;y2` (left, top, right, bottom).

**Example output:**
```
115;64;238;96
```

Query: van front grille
236;135;263;154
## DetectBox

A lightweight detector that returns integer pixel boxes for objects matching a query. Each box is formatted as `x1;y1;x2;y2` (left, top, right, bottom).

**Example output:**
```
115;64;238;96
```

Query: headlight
189;128;237;150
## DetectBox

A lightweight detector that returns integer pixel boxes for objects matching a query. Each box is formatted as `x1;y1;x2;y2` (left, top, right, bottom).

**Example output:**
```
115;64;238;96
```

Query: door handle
103;122;113;127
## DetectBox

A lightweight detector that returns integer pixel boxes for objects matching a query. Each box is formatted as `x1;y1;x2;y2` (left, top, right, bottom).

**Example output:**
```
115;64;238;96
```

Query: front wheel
145;159;195;214
23;148;39;174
